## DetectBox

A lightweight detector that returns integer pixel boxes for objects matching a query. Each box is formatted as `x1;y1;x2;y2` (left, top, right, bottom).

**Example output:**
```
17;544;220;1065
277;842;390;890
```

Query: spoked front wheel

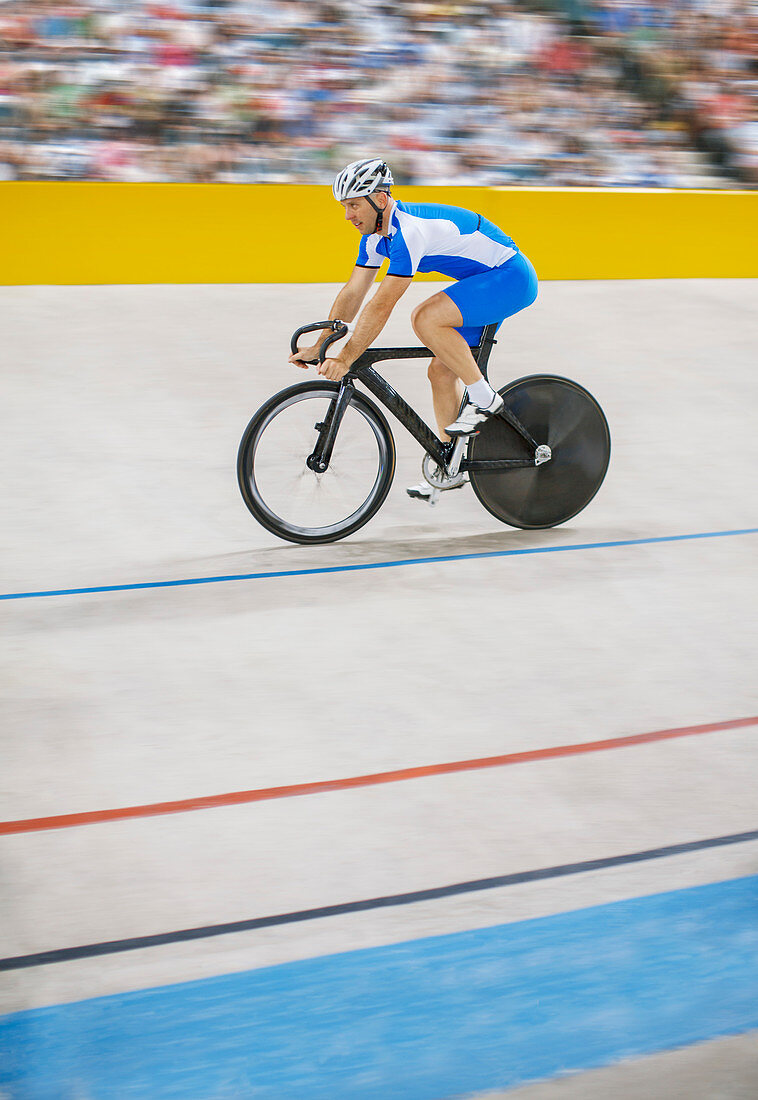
467;374;610;529
237;380;396;544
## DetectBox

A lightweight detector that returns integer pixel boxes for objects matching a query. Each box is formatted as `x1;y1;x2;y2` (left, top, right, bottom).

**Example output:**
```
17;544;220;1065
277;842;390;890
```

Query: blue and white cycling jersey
356;200;518;280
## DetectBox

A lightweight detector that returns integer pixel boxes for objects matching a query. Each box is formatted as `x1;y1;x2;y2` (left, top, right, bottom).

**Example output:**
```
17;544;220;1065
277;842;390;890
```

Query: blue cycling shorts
444;252;538;345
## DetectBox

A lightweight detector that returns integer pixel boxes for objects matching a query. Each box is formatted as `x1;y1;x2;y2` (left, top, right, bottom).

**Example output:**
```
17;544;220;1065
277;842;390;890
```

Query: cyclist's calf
426;356;465;441
427;357;457;385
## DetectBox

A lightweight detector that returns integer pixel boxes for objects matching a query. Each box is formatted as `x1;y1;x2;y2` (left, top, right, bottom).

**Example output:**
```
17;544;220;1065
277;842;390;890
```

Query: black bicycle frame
291;320;536;472
352;349;450;468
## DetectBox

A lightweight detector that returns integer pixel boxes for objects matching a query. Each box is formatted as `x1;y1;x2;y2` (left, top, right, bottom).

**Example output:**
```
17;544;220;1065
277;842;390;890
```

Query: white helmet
332;158;394;202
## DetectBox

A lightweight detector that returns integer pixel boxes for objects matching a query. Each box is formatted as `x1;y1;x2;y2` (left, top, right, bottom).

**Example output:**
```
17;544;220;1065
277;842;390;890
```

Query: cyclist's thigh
444;253;539;340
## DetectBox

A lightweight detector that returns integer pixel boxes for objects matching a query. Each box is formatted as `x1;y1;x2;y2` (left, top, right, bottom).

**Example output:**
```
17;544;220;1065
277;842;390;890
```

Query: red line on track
2;716;756;837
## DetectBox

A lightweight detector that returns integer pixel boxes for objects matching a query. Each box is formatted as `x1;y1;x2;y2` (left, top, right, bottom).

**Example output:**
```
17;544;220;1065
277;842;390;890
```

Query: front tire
237;380;396;544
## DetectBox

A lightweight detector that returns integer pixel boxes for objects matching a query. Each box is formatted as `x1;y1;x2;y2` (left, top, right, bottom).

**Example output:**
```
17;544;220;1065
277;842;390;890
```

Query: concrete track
1;279;756;1098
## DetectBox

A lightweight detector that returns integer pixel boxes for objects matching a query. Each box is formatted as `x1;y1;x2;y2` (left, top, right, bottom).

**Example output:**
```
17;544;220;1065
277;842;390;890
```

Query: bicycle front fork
306;379;354;473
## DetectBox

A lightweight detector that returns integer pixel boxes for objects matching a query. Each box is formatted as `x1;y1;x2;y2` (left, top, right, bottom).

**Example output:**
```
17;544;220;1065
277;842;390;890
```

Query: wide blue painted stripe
1;526;757;602
2;877;757;1100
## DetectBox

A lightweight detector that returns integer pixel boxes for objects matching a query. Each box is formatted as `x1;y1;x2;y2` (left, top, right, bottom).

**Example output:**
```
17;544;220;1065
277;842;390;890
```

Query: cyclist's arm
339;275;412;368
329;265;379;324
289;266;378;365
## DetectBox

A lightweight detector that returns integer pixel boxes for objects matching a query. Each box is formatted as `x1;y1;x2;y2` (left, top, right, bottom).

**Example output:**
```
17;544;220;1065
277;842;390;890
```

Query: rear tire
467;374;610;529
237;380;396;544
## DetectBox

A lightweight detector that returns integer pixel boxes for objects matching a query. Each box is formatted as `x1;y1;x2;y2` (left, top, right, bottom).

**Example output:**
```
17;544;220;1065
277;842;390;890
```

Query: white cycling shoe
406;470;469;502
446;392;504;436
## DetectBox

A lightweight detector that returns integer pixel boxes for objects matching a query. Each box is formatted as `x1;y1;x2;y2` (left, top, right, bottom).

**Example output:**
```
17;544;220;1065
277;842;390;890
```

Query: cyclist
288;157;538;501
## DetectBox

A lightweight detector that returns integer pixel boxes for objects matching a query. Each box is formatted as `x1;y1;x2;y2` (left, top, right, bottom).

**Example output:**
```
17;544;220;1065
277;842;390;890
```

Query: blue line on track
2;527;757;602
2;876;757;1099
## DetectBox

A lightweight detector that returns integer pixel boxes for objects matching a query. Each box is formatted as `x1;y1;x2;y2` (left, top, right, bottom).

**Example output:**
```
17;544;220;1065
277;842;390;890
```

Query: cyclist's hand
319;357;349;381
288;345;319;368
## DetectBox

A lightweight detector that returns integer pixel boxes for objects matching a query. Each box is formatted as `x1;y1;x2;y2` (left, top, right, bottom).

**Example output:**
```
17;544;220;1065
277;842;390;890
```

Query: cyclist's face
341;194;386;234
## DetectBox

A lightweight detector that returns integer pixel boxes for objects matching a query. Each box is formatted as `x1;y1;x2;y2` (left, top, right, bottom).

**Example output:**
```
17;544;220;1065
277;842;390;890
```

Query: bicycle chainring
422;451;468;489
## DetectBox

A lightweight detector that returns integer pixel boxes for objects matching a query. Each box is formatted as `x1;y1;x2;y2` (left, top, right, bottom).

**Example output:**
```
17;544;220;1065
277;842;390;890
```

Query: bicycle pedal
427;488;441;506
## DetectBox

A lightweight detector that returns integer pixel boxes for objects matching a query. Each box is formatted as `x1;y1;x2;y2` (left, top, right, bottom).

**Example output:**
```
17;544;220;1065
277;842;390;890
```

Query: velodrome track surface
1;279;757;1098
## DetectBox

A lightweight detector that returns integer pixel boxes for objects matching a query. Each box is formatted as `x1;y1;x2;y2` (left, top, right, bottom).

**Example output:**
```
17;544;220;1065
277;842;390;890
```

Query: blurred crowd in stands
575;0;757;184
0;0;755;186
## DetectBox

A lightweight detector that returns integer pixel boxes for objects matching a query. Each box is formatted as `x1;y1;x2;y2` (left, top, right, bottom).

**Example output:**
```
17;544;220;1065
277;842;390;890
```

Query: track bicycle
237;320;611;544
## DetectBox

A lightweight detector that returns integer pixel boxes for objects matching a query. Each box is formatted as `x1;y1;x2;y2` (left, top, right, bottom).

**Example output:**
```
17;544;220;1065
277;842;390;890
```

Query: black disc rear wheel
467;374;610;529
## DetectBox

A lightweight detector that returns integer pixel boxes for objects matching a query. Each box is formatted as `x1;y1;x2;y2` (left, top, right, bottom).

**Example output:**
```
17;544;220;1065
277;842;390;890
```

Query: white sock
466;378;496;408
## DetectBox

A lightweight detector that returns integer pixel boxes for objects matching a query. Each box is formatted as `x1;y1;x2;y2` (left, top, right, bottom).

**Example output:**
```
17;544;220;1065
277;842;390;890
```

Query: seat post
474;323;499;381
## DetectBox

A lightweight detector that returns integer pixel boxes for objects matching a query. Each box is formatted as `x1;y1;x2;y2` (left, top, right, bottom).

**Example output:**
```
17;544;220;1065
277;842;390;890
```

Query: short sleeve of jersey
357;234;383;269
386;216;425;277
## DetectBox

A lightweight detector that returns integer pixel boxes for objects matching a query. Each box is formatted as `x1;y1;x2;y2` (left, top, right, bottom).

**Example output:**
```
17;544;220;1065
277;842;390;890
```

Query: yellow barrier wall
3;183;757;285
